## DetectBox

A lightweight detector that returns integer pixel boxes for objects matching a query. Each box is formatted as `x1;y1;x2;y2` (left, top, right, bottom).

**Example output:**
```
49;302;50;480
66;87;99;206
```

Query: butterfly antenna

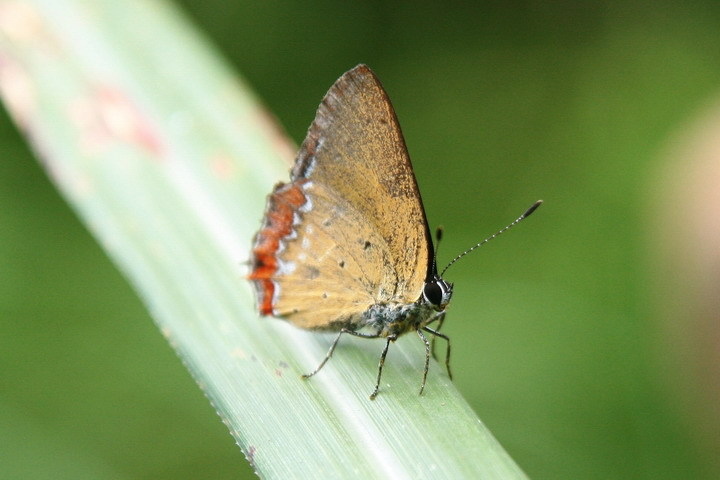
440;200;543;277
431;226;444;274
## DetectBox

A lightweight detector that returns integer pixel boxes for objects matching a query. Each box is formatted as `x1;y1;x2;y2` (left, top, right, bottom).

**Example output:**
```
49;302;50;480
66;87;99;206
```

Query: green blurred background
2;1;719;478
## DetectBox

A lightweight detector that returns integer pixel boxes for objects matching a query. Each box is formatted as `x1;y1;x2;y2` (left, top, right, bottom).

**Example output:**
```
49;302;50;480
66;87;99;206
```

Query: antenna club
523;200;543;218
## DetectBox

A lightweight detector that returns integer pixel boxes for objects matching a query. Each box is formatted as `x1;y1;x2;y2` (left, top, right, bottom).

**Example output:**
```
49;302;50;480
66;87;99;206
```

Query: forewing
295;66;433;290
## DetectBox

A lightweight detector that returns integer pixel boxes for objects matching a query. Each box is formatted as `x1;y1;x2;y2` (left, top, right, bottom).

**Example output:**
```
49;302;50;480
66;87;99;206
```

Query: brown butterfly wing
250;65;433;330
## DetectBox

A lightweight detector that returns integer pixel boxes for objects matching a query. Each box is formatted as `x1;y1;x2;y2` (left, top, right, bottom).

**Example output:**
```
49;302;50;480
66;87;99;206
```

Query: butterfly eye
423;282;442;306
423;277;452;308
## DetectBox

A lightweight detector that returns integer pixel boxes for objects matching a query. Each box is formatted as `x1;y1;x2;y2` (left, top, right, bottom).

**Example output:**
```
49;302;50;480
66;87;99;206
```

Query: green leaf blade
0;0;528;478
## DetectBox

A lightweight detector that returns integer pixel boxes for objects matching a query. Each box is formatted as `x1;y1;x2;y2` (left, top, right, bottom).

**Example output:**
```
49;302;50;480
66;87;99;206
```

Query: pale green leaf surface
0;0;527;478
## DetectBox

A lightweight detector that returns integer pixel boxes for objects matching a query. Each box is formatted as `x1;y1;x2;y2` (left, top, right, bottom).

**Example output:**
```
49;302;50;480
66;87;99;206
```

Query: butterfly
249;64;541;399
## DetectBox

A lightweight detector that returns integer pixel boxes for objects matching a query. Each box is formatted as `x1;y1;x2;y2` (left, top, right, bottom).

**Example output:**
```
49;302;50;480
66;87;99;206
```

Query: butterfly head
422;275;453;311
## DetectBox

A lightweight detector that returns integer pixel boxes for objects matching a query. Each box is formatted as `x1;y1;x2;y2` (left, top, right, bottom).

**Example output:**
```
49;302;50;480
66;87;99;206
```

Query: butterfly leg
423;325;452;380
417;329;432;395
302;328;353;379
430;312;446;361
304;329;391;401
370;334;397;400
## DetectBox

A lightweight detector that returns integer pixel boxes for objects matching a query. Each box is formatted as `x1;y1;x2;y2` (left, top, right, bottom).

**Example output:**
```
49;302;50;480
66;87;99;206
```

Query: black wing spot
339;260;345;268
364;240;371;250
306;266;320;279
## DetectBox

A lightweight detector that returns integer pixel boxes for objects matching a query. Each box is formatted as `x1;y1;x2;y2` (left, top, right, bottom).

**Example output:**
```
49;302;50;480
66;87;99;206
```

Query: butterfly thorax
361;275;452;337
